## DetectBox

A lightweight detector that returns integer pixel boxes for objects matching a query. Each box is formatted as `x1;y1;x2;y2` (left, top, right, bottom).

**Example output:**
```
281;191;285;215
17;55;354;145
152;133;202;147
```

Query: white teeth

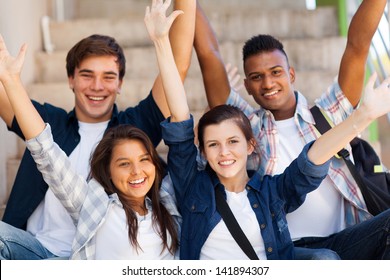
88;96;105;101
219;160;235;166
263;90;278;97
129;178;145;184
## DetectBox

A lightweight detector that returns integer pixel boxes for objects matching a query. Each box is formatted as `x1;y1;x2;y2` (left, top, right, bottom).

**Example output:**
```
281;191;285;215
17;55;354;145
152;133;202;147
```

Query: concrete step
76;0;308;19
48;6;338;51
35;37;346;83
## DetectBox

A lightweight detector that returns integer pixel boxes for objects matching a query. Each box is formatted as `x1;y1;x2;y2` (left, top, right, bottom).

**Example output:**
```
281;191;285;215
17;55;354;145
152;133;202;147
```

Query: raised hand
360;72;390;120
0;34;27;82
144;0;183;42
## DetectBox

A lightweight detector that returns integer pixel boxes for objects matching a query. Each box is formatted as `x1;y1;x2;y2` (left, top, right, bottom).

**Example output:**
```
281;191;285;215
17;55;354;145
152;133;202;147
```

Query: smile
219;160;235;166
87;95;105;101
263;90;278;97
129;178;146;185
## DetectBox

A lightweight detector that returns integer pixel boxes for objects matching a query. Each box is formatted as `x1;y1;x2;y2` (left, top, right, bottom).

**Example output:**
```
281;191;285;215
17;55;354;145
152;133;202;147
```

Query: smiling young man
0;0;195;260
195;0;390;259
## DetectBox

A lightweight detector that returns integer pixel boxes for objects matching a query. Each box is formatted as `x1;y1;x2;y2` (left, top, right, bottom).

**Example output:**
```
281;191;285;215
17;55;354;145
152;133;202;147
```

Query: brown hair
198;104;259;161
66;34;126;80
89;124;178;255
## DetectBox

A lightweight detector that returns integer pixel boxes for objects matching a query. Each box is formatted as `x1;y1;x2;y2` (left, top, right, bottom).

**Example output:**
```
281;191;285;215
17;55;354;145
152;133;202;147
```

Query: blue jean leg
294;209;390;259
0;221;57;260
294;247;340;260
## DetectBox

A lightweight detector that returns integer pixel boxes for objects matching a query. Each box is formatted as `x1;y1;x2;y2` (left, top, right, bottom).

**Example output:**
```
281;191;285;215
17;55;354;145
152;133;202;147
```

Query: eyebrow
205;136;239;144
78;69;118;76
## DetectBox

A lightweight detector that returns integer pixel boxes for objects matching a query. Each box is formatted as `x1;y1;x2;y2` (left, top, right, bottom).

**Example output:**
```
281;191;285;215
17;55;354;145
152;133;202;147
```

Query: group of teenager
0;0;389;260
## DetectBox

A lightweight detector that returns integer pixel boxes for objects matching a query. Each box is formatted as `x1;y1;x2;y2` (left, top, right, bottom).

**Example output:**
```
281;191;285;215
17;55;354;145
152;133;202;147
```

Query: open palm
0;34;26;81
144;0;183;42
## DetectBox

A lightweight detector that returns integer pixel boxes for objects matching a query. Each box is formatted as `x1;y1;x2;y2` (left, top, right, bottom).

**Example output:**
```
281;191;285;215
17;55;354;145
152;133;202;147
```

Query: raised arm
145;0;190;123
308;73;390;164
338;0;387;107
0;35;45;139
151;0;196;118
194;1;231;108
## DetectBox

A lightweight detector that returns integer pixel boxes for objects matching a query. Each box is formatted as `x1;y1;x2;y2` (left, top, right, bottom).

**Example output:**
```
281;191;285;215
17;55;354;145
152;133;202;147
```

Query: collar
66;104;119;129
254;91;315;125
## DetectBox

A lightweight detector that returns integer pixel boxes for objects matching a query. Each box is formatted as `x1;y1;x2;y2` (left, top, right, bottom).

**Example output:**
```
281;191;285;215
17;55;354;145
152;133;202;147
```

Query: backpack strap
215;186;259;260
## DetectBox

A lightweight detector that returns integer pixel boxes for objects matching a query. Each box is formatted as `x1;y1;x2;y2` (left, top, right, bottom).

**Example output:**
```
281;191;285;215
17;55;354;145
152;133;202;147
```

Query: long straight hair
89;124;178;255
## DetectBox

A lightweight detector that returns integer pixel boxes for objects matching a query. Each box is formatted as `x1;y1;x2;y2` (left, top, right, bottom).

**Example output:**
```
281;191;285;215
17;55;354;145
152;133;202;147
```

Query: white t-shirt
27;120;109;257
95;204;174;260
275;118;345;240
200;189;267;260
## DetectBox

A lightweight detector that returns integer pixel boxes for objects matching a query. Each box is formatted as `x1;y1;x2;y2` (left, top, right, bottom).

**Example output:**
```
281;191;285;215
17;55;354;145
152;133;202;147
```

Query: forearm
0;82;15;127
153;36;189;122
194;1;230;107
2;75;45;139
170;0;196;79
308;107;372;165
338;0;386;106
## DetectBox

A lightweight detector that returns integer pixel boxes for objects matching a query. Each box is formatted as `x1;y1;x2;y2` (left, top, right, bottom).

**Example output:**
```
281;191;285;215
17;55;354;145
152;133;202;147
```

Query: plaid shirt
26;124;181;259
227;79;372;227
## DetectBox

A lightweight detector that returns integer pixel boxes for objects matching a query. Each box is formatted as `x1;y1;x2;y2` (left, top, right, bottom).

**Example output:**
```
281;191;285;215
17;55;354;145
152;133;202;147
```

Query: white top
275;118;345;240
26;121;108;257
200;189;267;260
95;204;174;260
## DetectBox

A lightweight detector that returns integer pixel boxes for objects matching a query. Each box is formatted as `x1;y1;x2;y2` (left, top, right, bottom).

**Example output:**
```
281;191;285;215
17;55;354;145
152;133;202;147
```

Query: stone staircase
2;0;347;218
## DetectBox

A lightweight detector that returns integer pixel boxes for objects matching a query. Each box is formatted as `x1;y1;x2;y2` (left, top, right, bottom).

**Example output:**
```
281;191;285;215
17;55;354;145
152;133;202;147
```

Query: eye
104;75;117;81
207;142;217;148
272;69;282;76
119;162;129;167
140;155;151;162
80;73;93;79
229;139;239;144
249;74;261;81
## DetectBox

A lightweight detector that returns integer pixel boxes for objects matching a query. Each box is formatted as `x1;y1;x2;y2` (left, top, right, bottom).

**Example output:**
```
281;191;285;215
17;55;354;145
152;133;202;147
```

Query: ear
68;77;75;91
289;66;296;84
244;78;252;96
247;138;256;155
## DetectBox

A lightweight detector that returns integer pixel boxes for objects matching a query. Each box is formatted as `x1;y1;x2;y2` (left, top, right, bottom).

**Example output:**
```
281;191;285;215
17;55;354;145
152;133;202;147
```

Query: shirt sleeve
161;116;198;207
26;124;88;224
314;79;354;125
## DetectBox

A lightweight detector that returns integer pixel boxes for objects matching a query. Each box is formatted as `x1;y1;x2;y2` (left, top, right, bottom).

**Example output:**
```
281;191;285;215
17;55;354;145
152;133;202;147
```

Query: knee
310;249;340;260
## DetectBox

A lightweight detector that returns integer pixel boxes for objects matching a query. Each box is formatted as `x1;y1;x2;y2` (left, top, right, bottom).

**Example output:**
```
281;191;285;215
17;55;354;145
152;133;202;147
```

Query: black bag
311;106;390;216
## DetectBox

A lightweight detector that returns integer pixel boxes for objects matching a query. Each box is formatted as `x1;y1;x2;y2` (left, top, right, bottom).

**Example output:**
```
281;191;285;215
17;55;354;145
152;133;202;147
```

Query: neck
219;172;250;193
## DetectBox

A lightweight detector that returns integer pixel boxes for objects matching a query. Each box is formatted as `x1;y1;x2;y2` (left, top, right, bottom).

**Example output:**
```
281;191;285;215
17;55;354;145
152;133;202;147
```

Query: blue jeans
293;209;390;260
0;221;57;260
294;247;340;260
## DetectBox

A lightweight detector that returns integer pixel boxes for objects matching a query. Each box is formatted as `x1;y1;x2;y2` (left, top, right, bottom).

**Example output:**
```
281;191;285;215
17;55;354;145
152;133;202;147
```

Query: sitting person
144;0;390;259
0;0;195;259
0;31;182;259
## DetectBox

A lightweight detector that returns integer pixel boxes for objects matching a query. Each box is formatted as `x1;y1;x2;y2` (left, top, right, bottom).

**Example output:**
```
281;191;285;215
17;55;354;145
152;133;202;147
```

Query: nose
219;144;230;156
90;77;104;91
262;74;274;89
130;163;141;175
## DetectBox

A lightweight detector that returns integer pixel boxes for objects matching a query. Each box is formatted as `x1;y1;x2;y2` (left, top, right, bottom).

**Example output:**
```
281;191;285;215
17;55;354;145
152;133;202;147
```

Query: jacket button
260;224;266;229
191;205;195;211
267;247;273;253
252;203;259;208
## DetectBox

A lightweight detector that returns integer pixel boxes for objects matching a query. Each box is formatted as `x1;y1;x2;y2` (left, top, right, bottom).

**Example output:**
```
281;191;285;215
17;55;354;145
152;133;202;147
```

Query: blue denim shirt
162;116;330;260
3;92;165;229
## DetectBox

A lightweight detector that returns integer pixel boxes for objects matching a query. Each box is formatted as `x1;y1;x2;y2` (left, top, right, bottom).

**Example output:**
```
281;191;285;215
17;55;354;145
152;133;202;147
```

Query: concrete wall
0;0;49;204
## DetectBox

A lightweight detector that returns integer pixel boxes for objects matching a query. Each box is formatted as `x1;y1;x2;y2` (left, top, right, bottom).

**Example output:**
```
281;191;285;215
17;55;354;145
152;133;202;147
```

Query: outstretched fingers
144;0;183;42
0;34;27;80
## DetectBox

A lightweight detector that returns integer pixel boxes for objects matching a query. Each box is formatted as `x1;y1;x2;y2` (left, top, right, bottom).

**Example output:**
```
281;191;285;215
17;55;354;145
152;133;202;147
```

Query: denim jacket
161;116;330;260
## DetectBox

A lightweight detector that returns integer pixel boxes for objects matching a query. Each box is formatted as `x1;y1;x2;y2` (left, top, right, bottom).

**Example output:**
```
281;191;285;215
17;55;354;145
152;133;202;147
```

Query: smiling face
109;139;156;205
68;55;122;123
202;119;254;190
244;50;297;120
